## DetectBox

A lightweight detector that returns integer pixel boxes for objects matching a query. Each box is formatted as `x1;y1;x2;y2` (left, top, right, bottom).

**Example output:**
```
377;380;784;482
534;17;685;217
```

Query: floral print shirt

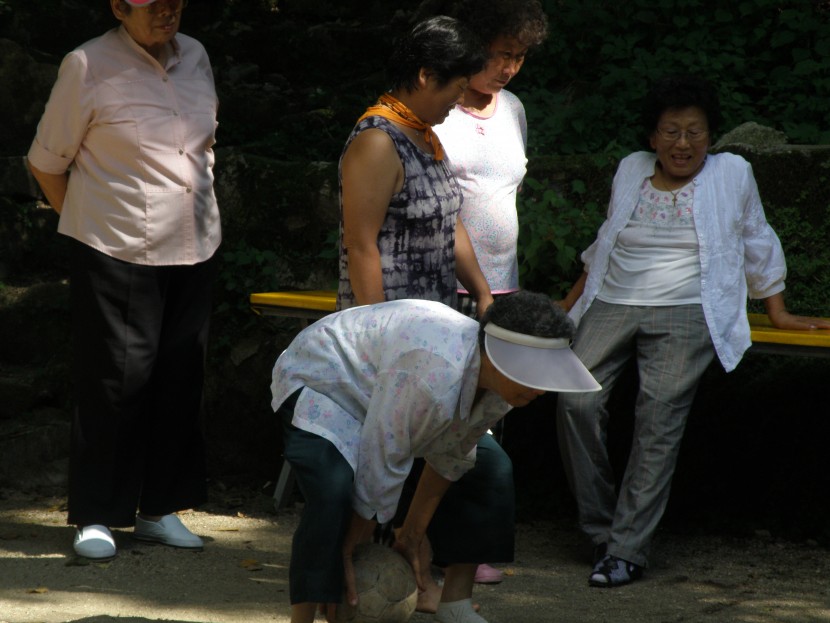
270;299;510;523
599;179;702;305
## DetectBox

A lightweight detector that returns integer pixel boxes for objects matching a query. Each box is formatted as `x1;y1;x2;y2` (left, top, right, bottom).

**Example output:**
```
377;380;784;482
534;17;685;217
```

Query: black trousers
394;435;515;567
67;239;216;527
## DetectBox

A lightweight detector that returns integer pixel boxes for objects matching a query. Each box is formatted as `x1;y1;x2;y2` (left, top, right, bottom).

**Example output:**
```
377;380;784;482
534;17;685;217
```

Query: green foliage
762;203;830;316
317;227;341;262
215;243;281;319
517;0;830;156
516;177;604;298
214;235;338;338
200;0;830;163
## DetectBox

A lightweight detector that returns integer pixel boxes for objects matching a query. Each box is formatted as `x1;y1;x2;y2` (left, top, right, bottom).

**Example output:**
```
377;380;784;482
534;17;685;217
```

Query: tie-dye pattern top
337;116;462;310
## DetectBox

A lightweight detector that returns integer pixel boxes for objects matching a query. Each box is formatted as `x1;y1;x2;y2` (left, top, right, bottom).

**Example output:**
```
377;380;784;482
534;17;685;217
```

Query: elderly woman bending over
272;292;599;623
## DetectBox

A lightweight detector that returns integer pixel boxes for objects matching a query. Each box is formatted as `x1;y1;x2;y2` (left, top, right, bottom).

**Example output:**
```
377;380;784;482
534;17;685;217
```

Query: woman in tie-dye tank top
336;16;493;315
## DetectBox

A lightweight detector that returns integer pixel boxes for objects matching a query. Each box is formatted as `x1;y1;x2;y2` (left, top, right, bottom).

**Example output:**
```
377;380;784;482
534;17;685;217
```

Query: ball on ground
335;542;418;623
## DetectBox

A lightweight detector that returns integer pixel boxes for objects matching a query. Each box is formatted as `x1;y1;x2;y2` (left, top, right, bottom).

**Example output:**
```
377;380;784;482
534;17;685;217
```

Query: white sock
434;599;488;623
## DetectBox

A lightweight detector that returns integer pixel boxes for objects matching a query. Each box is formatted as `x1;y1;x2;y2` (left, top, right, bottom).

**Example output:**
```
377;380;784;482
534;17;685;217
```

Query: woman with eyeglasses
27;0;217;560
555;74;830;588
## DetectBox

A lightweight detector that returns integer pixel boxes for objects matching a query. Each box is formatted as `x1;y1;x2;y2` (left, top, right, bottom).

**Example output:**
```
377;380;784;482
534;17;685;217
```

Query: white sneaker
435;599;488;623
133;514;203;549
73;525;116;559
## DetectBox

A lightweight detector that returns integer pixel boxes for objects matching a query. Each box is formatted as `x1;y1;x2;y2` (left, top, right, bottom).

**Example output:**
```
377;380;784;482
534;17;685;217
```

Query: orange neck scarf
357;93;445;161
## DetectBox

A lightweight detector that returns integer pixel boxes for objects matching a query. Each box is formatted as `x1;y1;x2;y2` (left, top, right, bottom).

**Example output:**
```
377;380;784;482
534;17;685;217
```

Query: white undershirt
598;179;702;306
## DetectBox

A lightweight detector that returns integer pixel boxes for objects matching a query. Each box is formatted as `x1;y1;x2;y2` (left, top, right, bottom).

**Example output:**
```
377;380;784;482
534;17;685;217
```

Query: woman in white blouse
556;74;830;589
270;292;598;623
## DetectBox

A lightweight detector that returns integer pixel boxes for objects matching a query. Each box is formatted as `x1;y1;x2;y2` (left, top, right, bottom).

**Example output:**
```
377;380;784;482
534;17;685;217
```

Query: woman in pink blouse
27;0;219;560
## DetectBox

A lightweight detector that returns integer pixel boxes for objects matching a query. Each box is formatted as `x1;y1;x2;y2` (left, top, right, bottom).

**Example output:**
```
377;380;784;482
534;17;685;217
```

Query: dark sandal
588;554;643;588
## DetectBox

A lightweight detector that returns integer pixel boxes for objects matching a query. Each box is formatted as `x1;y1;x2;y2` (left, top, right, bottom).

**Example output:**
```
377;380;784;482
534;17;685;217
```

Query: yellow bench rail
249;292;830;356
250;290;336;327
746;313;830;357
251;292;830;510
250;290;337;313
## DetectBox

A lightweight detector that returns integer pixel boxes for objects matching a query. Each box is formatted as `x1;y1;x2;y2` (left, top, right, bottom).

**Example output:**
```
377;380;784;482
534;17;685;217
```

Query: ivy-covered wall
3;0;829;160
517;139;830;314
522;0;830;155
2;0;830;535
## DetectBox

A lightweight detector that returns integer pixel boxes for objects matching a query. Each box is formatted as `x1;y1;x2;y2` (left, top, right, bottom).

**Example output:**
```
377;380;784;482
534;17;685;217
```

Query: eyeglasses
144;0;188;16
655;127;709;144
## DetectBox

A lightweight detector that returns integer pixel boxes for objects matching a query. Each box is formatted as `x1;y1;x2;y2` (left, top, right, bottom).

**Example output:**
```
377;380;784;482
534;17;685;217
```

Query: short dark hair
456;0;549;49
387;16;487;92
641;74;722;139
478;290;575;347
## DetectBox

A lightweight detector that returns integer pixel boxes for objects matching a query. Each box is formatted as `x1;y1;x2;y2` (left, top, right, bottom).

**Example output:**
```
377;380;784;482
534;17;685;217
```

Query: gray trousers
556;301;715;567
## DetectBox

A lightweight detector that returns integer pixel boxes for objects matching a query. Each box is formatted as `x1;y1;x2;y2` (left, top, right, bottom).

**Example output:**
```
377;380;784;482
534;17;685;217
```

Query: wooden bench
251;292;830;357
251;290;830;509
251;290;337;509
745;312;830;357
250;290;337;326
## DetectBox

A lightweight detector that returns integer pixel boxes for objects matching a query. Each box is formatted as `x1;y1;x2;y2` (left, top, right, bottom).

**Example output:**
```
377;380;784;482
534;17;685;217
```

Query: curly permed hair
454;0;549;49
641;74;722;142
478;290;574;348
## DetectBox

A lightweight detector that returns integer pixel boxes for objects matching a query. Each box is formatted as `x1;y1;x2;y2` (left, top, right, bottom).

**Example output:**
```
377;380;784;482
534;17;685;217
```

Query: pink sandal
473;563;503;584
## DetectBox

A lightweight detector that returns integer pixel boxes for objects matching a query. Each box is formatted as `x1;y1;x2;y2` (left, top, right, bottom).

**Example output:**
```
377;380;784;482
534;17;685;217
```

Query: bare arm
455;218;493;316
764;292;830;330
28;163;68;215
341;129;404;306
393;462;453;589
340;511;378;610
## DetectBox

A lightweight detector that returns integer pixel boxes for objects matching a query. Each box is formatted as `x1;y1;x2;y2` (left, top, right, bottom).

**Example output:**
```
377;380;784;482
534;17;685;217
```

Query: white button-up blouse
570;151;786;372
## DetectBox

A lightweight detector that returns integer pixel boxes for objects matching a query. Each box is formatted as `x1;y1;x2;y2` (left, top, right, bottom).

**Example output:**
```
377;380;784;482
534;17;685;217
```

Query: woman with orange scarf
336;16;493;314
326;16;508;623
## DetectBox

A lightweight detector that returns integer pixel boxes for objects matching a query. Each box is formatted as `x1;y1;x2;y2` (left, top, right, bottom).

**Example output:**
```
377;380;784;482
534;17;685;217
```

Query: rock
0;365;40;420
713;121;789;152
0;282;71;366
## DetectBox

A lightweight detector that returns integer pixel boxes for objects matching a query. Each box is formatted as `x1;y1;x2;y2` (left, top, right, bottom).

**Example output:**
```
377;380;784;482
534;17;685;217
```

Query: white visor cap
484;323;601;393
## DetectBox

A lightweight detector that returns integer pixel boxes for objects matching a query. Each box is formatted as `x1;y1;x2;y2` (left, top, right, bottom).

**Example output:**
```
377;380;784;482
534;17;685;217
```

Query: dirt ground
2;484;830;623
